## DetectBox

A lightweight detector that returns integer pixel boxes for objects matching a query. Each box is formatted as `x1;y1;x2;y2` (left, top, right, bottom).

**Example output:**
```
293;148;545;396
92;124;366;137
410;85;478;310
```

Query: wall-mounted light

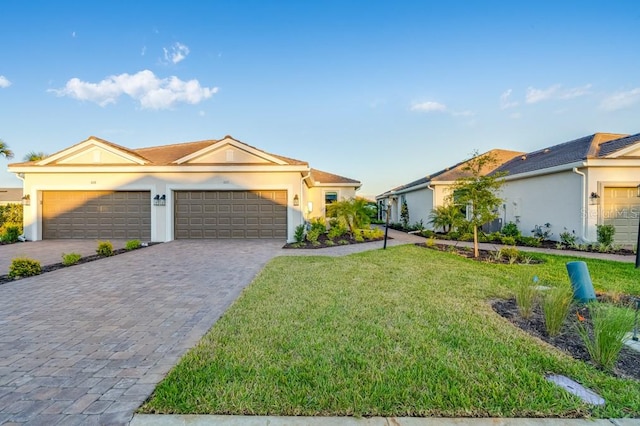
307;201;313;213
22;194;30;206
589;192;600;205
153;194;166;206
293;194;299;206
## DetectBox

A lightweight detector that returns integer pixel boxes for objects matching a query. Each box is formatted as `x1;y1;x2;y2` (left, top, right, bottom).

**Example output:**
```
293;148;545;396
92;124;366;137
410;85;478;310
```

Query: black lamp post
636;184;640;269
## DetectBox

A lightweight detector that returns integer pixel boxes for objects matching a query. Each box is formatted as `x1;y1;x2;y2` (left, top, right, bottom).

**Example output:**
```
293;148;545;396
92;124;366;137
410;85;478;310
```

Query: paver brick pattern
0;240;286;425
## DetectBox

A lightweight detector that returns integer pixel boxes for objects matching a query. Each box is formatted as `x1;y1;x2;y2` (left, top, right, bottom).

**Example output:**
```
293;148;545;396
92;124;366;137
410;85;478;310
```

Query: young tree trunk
473;224;479;258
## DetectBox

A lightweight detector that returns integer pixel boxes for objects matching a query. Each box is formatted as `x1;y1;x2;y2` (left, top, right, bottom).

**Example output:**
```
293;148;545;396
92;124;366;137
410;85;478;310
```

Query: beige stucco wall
20;170;355;242
304;187;358;223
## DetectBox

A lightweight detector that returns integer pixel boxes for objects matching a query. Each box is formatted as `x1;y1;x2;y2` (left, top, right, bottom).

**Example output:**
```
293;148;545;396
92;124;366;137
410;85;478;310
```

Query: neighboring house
377;132;640;246
495;132;640;246
8;136;360;242
376;149;523;229
0;188;23;205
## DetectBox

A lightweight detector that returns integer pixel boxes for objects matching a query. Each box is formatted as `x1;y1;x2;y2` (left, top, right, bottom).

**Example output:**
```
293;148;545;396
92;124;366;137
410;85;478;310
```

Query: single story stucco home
8;135;361;242
377;132;640;246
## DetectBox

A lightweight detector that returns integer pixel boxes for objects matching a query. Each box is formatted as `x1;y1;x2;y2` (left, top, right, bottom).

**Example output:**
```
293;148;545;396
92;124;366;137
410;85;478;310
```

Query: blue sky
1;1;640;197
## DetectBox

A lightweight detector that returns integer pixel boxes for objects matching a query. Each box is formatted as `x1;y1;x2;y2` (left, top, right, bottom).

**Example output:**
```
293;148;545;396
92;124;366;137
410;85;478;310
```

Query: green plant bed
141;246;640;418
282;232;386;249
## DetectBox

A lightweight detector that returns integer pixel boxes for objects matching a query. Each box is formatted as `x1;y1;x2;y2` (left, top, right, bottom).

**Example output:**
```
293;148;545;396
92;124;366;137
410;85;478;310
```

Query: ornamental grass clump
577;303;635;371
515;275;537;319
542;284;573;337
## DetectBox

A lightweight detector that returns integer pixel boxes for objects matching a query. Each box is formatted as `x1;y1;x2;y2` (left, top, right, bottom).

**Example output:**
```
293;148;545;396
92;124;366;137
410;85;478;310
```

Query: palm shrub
542;284;573;337
577;303;635;371
326;197;371;234
428;204;463;234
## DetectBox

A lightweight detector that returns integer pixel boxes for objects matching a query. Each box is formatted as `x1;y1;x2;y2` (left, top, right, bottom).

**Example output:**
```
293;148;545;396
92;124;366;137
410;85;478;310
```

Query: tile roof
388;149;523;194
310;168;361;185
0;188;22;203
597;132;640;157
493;133;628;176
134;135;309;166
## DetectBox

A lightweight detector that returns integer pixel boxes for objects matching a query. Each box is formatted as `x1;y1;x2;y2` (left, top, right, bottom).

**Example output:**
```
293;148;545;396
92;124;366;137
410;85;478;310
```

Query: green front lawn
141;246;640;418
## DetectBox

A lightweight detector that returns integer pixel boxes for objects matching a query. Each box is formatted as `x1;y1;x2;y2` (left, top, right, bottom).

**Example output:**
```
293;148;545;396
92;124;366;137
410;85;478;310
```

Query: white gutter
572;167;587;241
300;170;312;224
503;161;586;182
392;181;432;195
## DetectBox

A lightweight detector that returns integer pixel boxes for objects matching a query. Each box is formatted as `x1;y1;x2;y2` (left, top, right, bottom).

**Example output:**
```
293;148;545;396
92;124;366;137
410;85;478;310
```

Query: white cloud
164;42;190;64
141;46;147;56
0;76;11;88
500;89;518;109
526;84;591;104
559;84;592;99
410;101;447;112
525;84;561;104
600;88;640;111
49;70;218;110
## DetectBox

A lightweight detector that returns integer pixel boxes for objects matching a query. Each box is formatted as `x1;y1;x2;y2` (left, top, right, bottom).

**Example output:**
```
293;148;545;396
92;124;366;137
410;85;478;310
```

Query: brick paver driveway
0;240;284;425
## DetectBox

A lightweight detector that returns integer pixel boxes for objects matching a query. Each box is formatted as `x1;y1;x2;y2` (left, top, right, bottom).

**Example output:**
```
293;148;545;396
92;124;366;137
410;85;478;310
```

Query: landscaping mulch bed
282;234;387;249
418;242;544;264
492;298;640;381
0;243;160;286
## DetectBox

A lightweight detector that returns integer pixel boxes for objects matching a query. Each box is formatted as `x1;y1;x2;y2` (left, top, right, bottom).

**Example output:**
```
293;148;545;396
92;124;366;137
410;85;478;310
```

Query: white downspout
572;167;587;241
300;170;311;225
15;173;29;241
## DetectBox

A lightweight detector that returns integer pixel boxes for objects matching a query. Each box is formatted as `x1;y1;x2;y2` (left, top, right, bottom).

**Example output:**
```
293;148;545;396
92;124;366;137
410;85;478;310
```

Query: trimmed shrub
501;222;521;237
500;236;516;246
62;252;82;266
306;227;322;244
596;224;615;247
96;241;114;257
294;224;306;243
327;222;348;239
2;225;21;243
125;239;142;250
9;257;42;279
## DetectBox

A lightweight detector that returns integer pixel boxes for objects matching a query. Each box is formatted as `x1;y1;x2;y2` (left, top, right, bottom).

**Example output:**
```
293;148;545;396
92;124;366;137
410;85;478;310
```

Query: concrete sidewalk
130;414;639;425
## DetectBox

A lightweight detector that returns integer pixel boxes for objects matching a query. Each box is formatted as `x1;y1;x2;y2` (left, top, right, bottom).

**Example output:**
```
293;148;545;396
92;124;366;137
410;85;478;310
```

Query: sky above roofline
1;1;639;197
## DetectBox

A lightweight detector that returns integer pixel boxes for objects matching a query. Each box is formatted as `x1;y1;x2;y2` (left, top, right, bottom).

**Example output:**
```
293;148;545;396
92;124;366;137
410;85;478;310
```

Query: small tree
449;150;506;257
326;197;371;234
400;199;409;229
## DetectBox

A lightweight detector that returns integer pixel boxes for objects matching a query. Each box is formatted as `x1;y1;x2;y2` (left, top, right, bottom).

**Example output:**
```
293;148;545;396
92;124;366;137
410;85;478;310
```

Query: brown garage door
175;190;287;239
42;191;151;240
602;187;640;245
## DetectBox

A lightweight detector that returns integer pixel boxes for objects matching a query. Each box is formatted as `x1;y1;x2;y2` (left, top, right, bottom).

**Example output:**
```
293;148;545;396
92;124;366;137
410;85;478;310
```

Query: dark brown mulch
0;243;160;286
282;233;387;249
492;298;640;381
417;242;544;264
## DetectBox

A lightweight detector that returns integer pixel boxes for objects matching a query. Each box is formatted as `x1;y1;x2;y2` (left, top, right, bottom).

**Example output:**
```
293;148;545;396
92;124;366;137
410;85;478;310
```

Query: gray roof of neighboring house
378;149;522;197
493;132;636;177
0;188;22;203
597;132;640;157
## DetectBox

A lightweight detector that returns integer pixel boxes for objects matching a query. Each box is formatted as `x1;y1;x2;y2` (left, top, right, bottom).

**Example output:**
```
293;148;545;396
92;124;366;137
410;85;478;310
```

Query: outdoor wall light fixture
589;192;600;205
293;194;299;206
22;194;30;206
153;194;166;206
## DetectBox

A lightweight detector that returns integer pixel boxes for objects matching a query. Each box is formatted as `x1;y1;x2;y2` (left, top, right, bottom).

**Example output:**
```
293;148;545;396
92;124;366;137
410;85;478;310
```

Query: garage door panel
43;191;151;240
175;190;287;239
603;187;640;245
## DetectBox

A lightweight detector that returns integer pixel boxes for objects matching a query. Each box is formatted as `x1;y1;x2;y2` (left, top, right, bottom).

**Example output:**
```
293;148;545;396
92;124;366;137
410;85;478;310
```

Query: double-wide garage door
175;190;287;239
42;191;151;240
603;187;640;245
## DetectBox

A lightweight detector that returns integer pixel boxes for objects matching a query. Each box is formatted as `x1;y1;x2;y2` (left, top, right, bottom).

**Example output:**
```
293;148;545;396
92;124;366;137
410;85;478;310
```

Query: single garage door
175;190;287;239
602;187;640;246
42;191;151;240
